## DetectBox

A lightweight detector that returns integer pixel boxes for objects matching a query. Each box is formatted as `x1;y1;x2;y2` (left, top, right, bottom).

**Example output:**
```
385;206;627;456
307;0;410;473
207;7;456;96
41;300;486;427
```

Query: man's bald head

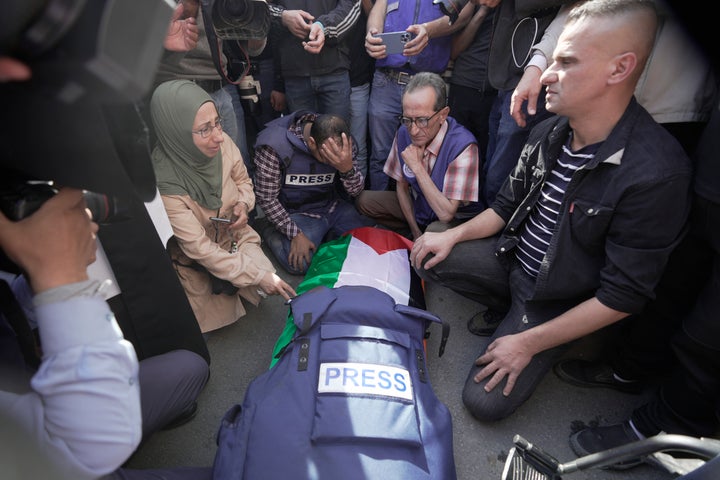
566;0;658;82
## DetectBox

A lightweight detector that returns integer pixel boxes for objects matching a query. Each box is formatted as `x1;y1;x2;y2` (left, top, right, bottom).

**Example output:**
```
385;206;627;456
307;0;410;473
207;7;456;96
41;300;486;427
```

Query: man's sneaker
553;359;645;394
466;309;505;336
570;422;645;470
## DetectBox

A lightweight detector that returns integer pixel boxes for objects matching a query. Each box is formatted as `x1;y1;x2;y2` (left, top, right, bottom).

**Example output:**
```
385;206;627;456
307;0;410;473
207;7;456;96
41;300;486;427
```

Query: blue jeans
483;88;553;206
349;82;370;180
367;70;405;190
284;72;351;122
262;202;374;275
224;83;250;168
209;86;238;149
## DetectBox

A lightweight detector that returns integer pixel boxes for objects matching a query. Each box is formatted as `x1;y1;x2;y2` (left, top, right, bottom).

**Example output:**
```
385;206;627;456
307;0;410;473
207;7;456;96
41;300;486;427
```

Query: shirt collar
425;120;448;158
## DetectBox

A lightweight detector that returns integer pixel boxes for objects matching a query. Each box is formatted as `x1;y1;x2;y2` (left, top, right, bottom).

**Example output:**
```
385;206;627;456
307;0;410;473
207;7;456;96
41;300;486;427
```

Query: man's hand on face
319;133;354;174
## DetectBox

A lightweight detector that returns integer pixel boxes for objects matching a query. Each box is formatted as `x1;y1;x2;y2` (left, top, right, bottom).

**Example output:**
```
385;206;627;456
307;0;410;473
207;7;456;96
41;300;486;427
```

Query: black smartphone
209;216;232;223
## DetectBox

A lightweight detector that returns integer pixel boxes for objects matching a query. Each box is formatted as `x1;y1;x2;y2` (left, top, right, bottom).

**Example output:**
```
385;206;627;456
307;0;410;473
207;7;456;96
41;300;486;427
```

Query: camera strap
200;1;247;85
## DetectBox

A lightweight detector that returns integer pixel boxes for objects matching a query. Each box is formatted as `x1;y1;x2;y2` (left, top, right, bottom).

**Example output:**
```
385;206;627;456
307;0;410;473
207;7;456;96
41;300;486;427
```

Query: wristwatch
338;166;356;179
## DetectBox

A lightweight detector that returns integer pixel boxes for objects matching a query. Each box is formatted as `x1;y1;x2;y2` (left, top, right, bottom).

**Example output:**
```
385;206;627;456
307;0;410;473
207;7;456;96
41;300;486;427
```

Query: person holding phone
150;79;296;333
363;0;474;191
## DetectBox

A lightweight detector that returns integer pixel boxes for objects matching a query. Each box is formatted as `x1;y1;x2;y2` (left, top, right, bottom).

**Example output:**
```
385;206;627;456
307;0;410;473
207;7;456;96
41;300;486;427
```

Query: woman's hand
257;272;297;302
229;202;250;233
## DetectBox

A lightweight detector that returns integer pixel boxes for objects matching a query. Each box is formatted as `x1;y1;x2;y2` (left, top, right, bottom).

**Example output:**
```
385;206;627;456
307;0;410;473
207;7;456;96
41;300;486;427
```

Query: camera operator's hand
281;9;314;39
303;22;325;54
0;57;31;82
0;188;98;294
164;3;200;52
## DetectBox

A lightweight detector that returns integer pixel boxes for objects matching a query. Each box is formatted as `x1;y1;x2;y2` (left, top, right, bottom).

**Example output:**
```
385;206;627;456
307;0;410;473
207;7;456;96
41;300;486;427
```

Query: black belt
379;67;415;85
193;79;225;93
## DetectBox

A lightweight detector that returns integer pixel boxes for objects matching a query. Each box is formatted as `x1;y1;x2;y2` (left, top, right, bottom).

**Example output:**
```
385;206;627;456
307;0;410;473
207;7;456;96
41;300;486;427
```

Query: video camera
0;0;175;104
1;0;271;103
212;0;271;40
0;171;128;225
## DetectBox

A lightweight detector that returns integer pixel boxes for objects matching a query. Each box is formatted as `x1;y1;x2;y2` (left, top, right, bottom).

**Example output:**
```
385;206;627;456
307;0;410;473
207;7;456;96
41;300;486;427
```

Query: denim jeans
367;70;405;191
209;86;239;150
283;71;351;123
223;83;250;168
349;82;370;180
483;88;552;206
262;202;374;275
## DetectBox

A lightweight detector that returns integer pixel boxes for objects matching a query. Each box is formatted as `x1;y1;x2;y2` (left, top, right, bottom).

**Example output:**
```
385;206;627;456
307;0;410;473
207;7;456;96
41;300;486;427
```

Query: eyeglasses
399;109;442;129
192;118;223;138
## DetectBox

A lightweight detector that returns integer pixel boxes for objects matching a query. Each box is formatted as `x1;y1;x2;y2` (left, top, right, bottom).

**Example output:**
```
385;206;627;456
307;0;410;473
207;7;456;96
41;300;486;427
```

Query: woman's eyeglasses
192;118;223;138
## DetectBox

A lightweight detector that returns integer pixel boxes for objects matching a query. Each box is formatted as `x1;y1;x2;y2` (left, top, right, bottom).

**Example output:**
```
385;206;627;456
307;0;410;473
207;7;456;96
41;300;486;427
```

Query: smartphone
209;216;232;223
373;31;415;55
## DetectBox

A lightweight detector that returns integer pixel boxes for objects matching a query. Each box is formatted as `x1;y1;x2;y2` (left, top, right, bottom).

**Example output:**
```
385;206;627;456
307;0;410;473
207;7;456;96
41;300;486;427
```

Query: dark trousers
108;349;211;479
448;84;497;163
416;237;571;421
632;195;720;437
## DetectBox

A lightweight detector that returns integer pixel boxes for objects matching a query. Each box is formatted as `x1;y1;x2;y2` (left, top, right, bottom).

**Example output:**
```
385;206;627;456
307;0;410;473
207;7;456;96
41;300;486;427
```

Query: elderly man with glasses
357;71;482;240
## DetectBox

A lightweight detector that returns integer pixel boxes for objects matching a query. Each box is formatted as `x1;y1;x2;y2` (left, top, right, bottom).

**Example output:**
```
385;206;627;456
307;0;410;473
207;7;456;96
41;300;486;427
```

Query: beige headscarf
150;79;222;210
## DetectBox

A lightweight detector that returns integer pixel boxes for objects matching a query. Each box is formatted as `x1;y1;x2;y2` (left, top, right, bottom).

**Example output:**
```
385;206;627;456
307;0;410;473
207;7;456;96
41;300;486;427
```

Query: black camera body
1;0;174;103
0;174;127;224
212;0;271;40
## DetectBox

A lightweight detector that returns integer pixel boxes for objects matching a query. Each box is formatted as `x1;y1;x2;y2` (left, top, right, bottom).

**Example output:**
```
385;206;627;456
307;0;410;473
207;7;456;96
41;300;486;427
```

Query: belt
193;79;225;93
379;67;415;85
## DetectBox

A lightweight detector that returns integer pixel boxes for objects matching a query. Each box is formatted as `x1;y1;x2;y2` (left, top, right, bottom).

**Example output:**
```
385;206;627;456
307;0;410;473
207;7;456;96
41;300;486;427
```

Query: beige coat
161;134;276;332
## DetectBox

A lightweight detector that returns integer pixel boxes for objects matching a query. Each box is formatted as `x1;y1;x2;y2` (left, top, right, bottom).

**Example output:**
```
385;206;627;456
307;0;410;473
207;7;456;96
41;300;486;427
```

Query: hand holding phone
372;31;415;55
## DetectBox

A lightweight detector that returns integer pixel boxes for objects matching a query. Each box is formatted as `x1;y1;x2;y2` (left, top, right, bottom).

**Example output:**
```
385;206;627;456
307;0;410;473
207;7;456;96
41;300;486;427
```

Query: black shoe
570;422;645;470
161;402;198;430
553;359;644;394
466;309;505;336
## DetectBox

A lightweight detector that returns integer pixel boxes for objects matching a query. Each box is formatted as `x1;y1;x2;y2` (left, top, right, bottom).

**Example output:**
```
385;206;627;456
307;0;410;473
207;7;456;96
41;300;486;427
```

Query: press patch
285;173;336;185
318;362;413;401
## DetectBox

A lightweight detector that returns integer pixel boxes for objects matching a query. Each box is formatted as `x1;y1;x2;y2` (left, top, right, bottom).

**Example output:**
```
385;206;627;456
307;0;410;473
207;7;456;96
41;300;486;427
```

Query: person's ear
440;105;450;121
306;136;318;151
608;51;637;85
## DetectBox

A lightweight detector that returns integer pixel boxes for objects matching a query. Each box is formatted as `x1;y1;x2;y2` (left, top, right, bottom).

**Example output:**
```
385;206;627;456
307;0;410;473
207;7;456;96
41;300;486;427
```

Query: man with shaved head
410;0;692;421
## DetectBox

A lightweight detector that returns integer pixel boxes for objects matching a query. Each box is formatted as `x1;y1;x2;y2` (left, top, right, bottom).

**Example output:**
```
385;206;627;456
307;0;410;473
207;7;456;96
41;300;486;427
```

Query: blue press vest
377;0;452;73
397;117;482;226
255;111;340;214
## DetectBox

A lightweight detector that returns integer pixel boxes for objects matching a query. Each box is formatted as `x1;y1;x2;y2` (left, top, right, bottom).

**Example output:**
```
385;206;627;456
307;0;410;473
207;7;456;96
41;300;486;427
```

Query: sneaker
570;422;645;470
466;309;505;336
553;359;644;394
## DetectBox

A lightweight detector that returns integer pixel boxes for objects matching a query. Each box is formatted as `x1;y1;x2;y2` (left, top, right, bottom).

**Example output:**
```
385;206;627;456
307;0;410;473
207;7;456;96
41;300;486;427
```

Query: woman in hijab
151;79;296;333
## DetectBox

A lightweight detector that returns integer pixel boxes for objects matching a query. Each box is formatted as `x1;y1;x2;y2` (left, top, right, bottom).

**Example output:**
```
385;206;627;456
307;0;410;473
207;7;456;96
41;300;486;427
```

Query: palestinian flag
270;227;426;365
